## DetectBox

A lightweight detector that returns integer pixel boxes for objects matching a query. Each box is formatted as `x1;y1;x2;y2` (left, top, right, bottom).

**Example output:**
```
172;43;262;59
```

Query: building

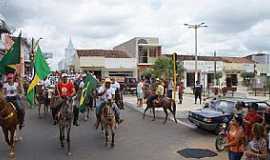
170;54;255;89
113;37;161;79
74;49;136;81
246;53;270;76
58;38;76;72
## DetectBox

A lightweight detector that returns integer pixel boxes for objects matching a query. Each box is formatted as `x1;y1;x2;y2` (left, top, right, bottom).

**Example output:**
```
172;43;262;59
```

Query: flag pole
172;52;177;100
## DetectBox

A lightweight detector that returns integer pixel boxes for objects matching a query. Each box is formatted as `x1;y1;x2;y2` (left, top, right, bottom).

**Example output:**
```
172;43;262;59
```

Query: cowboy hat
104;78;112;83
62;73;68;77
156;78;160;81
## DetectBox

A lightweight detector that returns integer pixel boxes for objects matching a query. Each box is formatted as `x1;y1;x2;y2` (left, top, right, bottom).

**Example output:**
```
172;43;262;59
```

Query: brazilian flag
79;74;97;113
26;46;51;106
0;33;21;74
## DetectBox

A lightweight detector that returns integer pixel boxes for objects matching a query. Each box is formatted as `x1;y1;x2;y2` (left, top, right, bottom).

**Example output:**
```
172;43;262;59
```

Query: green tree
151;57;185;80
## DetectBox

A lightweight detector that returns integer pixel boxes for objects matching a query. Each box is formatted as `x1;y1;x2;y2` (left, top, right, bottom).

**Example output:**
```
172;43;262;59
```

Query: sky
1;0;270;69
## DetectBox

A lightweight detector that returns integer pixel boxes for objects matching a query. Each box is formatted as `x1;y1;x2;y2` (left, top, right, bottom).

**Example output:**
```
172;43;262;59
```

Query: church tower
64;37;76;72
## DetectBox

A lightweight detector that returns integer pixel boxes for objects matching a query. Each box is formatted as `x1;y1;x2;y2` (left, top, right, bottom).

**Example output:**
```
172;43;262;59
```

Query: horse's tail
172;100;176;115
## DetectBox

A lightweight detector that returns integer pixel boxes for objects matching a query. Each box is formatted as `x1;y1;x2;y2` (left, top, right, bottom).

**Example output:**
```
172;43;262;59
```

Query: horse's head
60;97;73;118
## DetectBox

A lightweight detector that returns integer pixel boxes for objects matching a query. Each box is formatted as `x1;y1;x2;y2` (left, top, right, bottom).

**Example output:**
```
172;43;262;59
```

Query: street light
184;22;208;83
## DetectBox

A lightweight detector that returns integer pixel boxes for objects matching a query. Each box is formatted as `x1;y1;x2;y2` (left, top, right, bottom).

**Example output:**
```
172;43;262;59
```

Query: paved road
0;106;226;160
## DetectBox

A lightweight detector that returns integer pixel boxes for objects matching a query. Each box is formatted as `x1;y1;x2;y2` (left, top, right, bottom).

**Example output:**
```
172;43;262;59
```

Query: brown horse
100;102;116;147
0;95;20;158
143;84;178;124
36;84;49;118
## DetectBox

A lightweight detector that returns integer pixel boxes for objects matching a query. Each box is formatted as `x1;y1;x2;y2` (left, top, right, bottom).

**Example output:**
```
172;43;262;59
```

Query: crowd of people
0;72;124;128
224;102;270;160
136;77;186;107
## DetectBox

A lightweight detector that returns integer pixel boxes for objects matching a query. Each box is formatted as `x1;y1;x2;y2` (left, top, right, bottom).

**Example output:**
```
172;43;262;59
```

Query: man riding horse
95;78;123;129
55;73;76;124
146;78;164;106
2;73;25;129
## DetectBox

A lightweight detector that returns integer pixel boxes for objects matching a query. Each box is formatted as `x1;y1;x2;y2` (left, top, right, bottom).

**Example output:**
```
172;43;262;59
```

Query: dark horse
100;102;116;147
57;97;73;156
0;95;20;158
36;84;49;118
142;84;177;124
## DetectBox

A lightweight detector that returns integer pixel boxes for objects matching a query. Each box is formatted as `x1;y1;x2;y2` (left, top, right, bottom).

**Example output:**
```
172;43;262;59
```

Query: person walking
167;78;173;99
136;79;144;107
194;80;203;104
178;81;185;104
245;123;268;160
224;116;245;160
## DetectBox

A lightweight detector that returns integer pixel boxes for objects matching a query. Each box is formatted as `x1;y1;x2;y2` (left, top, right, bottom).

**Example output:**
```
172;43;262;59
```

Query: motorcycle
215;123;228;152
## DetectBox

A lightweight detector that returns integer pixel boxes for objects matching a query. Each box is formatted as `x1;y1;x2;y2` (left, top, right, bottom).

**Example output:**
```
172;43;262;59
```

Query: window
213;101;235;114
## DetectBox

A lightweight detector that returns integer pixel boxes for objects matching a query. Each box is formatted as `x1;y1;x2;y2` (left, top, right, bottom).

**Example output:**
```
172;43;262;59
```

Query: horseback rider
147;78;164;106
55;73;76;125
96;78;123;127
2;73;25;129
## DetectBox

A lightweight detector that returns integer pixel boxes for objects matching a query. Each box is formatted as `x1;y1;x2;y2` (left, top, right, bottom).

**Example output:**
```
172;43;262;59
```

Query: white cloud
1;0;270;69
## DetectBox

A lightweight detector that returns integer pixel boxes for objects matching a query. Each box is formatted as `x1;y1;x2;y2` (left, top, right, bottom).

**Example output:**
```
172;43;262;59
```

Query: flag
26;46;51;105
79;74;97;112
0;33;21;74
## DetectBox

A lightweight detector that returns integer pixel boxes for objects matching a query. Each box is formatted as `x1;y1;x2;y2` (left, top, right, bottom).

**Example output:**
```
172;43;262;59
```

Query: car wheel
215;134;226;152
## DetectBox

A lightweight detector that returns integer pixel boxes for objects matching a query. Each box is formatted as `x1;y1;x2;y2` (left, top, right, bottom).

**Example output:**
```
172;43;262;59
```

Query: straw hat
104;78;112;83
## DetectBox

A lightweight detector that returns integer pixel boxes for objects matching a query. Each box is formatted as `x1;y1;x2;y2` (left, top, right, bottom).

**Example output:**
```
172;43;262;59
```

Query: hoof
152;119;155;121
61;144;64;148
67;152;72;156
9;152;15;158
111;143;115;148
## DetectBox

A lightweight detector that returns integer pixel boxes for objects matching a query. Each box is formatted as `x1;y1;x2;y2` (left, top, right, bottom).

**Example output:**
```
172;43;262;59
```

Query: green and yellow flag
26;46;51;105
0;33;21;73
79;74;97;113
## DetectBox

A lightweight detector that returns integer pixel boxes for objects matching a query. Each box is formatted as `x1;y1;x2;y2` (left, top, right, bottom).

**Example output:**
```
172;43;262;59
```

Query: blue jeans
228;151;243;160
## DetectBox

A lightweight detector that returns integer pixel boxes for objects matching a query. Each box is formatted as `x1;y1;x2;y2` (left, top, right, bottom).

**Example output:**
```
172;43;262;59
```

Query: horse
84;90;96;121
100;102;116;147
57;97;73;156
0;95;20;158
142;85;178;124
36;84;49;118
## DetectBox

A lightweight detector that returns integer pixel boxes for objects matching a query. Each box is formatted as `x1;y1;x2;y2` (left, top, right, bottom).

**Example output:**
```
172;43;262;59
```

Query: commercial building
172;54;255;90
74;49;136;81
246;53;270;76
113;37;161;79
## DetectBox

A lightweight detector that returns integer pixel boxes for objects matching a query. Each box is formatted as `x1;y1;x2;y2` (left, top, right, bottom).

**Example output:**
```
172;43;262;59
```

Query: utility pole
184;22;208;84
214;51;217;86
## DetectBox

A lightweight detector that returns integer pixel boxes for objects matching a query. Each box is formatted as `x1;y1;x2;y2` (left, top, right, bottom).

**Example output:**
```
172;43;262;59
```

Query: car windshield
211;100;235;113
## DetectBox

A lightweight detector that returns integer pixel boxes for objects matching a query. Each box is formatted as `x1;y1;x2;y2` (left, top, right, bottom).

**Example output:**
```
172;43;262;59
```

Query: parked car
188;97;270;133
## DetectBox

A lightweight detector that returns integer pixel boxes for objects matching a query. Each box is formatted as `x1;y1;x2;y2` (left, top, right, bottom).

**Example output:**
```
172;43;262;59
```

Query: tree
151;57;185;80
141;68;154;79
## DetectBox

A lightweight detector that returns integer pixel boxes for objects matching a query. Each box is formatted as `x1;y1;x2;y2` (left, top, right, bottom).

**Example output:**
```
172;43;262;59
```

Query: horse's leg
152;107;156;121
170;101;178;123
2;128;11;146
163;107;168;124
67;125;72;156
38;104;41;118
9;128;16;158
111;125;115;148
59;125;64;148
143;106;150;119
105;126;108;147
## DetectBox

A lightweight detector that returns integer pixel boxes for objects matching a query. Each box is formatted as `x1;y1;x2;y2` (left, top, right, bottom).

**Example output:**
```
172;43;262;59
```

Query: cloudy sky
1;0;270;69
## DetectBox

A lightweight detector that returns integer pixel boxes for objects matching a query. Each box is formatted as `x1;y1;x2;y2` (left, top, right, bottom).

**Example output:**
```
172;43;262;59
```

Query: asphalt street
0;105;226;160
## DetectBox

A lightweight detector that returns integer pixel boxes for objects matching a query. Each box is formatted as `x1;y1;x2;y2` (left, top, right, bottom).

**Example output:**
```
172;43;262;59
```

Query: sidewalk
124;94;203;119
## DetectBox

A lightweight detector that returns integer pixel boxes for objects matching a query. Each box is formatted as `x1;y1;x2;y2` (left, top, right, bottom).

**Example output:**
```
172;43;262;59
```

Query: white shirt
3;82;18;97
111;82;120;94
98;86;113;101
79;81;85;89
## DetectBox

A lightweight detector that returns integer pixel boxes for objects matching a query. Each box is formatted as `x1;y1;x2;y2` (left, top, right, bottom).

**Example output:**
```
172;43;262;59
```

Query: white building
246;53;270;76
74;49;137;81
113;37;161;79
